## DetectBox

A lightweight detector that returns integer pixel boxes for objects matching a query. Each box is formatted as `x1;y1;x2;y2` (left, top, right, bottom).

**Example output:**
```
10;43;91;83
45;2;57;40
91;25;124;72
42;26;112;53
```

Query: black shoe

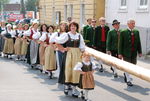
72;93;78;98
124;73;127;83
110;67;114;73
114;73;118;78
81;91;85;100
64;89;69;95
49;72;53;79
127;81;133;86
99;65;104;72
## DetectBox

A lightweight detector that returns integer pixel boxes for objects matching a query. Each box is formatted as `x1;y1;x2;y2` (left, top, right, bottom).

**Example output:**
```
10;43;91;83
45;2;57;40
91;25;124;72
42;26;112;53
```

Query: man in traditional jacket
118;19;142;86
83;18;92;40
106;19;121;78
85;19;97;48
95;17;110;72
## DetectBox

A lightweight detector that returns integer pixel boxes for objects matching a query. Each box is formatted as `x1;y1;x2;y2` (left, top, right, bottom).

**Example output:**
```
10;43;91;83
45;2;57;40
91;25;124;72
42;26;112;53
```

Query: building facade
105;0;150;54
38;0;105;27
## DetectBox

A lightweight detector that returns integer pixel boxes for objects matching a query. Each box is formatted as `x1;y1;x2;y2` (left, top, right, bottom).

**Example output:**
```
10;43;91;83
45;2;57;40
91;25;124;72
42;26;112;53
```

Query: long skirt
0;36;5;52
44;45;56;71
58;51;67;84
39;43;46;65
65;48;82;85
30;40;39;65
21;39;28;55
14;38;22;55
3;38;14;54
78;72;95;90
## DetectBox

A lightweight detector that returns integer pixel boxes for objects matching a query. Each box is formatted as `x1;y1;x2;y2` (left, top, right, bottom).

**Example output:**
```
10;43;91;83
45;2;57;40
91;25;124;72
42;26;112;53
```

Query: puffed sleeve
1;31;6;35
32;32;41;39
74;62;83;71
54;33;68;44
18;31;23;37
49;32;57;43
79;34;86;51
11;30;16;37
39;34;46;41
24;29;31;36
91;62;98;70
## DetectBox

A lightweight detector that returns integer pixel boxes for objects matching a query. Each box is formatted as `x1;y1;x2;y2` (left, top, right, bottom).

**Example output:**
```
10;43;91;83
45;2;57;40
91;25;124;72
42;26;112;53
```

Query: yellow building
38;0;105;27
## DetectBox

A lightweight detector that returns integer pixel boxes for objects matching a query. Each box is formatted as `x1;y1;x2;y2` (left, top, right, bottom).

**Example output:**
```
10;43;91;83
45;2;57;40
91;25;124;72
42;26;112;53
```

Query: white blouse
15;30;24;37
74;61;97;71
39;32;48;41
1;29;16;37
51;32;85;51
50;32;67;43
24;29;41;39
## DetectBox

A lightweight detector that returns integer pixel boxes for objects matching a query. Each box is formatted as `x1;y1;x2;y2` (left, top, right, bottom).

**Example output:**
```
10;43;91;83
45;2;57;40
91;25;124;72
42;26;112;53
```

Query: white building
105;0;150;54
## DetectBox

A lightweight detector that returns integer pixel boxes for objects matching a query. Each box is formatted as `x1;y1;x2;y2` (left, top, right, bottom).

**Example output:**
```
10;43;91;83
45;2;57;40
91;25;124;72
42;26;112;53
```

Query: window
64;5;67;21
137;0;149;12
140;0;148;6
52;7;55;24
80;4;85;27
69;4;73;18
118;0;127;12
121;0;127;6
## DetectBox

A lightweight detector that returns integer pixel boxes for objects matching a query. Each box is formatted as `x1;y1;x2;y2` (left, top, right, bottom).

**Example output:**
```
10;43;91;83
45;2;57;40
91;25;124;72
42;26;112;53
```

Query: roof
4;4;21;11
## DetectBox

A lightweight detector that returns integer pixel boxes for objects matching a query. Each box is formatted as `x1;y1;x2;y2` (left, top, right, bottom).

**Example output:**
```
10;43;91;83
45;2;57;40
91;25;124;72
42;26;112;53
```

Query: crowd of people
0;17;142;101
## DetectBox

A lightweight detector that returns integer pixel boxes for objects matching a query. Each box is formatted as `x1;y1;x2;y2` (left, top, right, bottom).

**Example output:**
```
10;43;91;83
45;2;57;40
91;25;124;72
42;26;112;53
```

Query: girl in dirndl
21;24;30;61
53;22;85;97
74;52;97;101
2;24;16;59
50;21;68;82
38;24;48;70
24;22;41;67
44;25;56;79
14;23;24;60
0;21;6;57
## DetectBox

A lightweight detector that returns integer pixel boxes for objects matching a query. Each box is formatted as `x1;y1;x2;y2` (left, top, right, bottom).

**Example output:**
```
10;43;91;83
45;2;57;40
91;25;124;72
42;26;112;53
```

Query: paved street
0;57;150;101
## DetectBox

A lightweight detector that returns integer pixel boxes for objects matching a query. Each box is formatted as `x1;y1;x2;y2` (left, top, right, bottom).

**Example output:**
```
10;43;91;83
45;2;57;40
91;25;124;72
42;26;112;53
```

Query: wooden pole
85;47;150;82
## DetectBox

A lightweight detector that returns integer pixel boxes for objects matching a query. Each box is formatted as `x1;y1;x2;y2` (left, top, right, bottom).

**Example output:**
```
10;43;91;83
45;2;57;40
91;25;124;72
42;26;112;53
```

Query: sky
9;0;20;3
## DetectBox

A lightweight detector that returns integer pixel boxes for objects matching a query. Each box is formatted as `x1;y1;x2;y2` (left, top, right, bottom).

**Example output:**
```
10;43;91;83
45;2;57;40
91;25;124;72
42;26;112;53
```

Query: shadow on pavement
95;80;141;101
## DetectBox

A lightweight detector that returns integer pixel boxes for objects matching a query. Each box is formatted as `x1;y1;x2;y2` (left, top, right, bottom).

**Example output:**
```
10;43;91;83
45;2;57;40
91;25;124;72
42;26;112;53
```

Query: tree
20;0;25;17
25;0;38;11
0;0;10;11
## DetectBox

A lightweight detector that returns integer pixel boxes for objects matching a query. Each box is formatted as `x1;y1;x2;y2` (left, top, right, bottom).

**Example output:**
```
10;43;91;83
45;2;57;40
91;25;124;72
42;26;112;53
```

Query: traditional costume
24;29;41;66
0;26;6;54
118;28;142;86
54;32;85;96
74;61;97;101
50;32;67;81
2;24;15;58
14;30;24;60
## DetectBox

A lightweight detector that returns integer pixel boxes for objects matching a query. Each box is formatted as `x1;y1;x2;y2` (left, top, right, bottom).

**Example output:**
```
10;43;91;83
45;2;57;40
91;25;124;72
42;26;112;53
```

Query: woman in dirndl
24;22;41;68
54;22;85;97
74;52;97;101
44;25;56;79
50;21;68;82
0;21;6;56
38;24;48;70
2;24;16;59
21;24;30;61
14;23;24;60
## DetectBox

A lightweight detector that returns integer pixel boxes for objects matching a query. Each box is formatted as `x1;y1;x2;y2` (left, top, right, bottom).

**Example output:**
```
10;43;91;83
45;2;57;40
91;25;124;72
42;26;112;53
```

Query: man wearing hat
95;17;110;72
118;19;142;86
106;19;121;78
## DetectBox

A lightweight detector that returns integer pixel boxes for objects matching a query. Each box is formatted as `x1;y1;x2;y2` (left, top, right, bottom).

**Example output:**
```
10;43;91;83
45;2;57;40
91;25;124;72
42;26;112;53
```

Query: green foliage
25;0;38;11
